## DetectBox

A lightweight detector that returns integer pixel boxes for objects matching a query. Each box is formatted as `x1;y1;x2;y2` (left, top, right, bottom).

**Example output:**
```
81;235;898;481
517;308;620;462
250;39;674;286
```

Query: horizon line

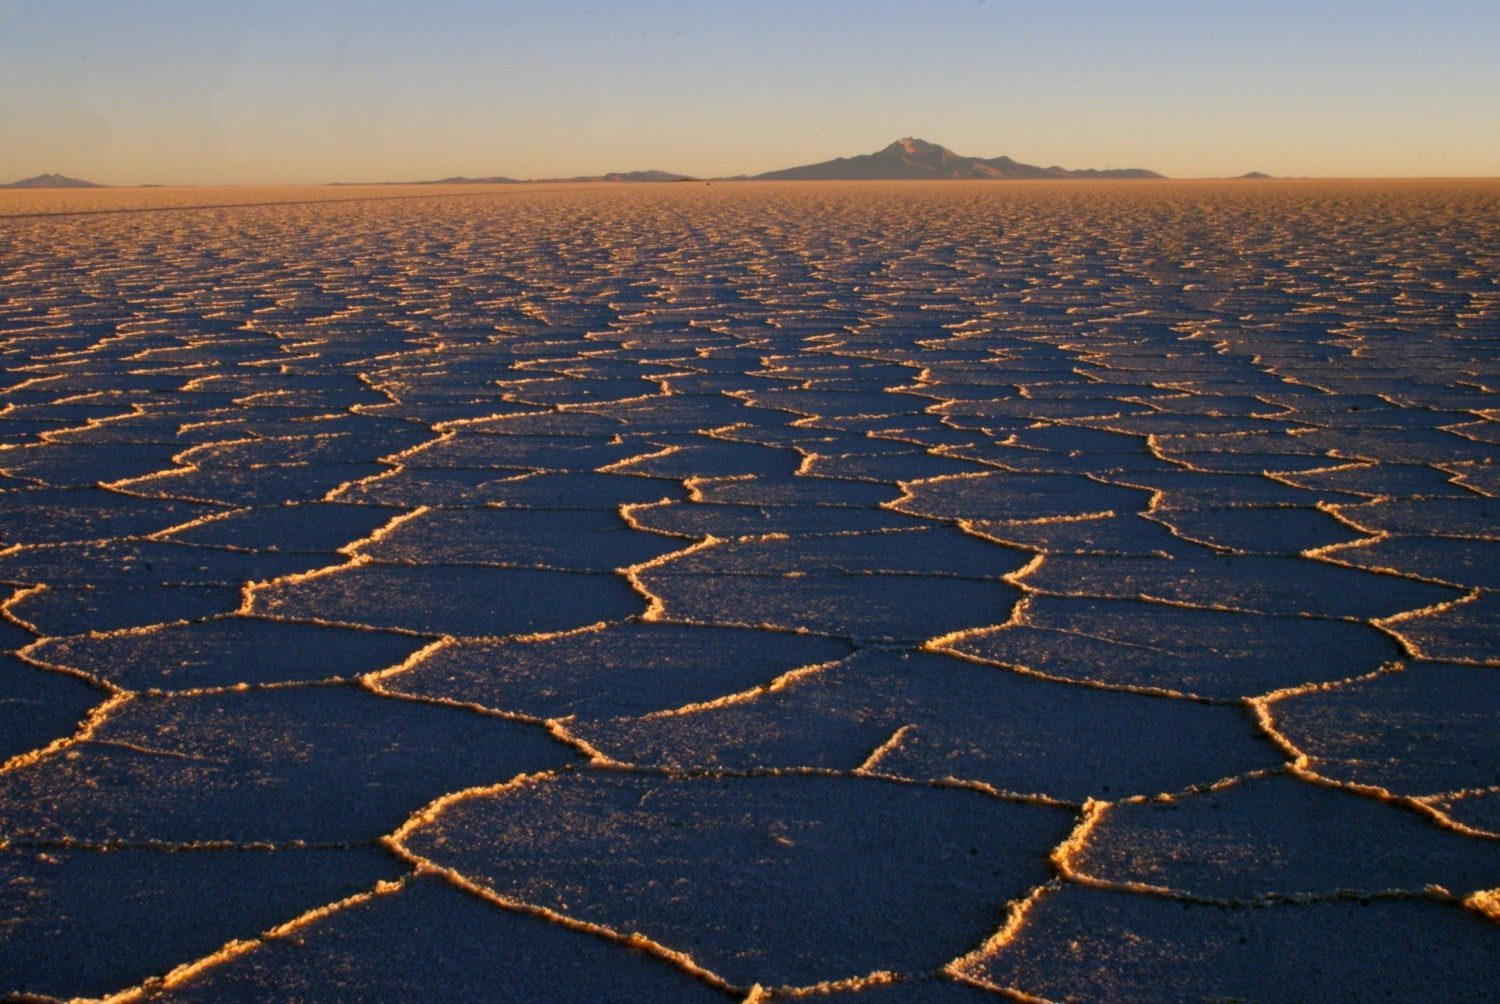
8;175;1500;190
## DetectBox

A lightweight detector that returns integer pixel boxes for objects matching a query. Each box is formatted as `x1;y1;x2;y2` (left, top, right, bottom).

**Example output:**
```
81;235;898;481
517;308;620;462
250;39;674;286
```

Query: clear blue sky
2;0;1496;184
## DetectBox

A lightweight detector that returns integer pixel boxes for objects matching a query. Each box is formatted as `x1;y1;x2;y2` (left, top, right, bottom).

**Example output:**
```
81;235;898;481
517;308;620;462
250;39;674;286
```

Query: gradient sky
2;0;1497;185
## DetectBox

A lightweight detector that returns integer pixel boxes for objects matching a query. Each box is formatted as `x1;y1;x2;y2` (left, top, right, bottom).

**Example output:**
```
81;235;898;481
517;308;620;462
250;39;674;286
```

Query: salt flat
0;180;1496;1001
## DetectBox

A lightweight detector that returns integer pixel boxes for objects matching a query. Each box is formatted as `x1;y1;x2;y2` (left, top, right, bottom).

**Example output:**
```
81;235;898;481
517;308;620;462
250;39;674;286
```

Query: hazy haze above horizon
2;0;1497;185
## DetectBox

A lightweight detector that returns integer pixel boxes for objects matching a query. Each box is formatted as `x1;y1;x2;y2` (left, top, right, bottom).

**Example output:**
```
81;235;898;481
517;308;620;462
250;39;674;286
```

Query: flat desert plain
0;181;1496;1001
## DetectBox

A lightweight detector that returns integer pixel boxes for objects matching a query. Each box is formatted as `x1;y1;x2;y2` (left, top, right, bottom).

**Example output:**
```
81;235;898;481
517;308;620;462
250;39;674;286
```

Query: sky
2;0;1497;185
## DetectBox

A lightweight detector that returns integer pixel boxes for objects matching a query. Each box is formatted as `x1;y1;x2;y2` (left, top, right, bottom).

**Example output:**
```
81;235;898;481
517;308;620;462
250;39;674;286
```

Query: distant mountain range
749;138;1163;180
400;138;1163;184
553;170;694;183
412;169;691;185
1;173;105;189
6;142;1173;190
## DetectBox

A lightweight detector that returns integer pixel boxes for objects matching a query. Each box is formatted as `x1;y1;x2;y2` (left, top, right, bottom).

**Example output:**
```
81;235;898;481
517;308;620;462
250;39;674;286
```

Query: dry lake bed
0;180;1496;1001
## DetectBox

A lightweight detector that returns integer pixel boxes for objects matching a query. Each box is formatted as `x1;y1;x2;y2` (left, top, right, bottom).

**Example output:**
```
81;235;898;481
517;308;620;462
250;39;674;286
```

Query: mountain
1;173;106;189
542;170;693;183
418;176;518;185
402;169;692;185
1237;171;1273;179
752;138;1162;180
363;142;1157;186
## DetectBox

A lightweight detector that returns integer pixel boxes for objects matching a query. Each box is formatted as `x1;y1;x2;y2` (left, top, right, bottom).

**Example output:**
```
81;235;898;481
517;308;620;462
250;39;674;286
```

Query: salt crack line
1250;666;1500;840
379;774;743;996
0;692;132;775
97;876;415;1004
620;535;723;621
1374;588;1493;665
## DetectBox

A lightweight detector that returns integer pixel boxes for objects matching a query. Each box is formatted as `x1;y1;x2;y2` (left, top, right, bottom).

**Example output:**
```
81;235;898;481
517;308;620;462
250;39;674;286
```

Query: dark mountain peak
754;140;1163;181
1;173;105;189
885;137;945;155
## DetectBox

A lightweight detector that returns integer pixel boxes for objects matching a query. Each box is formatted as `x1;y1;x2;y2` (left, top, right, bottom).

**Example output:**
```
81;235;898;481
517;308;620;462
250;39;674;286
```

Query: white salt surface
0;181;1495;1000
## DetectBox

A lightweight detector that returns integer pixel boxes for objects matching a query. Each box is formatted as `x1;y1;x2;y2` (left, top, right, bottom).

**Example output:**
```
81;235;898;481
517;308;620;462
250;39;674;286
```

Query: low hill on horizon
1;173;106;189
421;175;518;185
396;169;693;185
752;138;1163;181
544;170;693;183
